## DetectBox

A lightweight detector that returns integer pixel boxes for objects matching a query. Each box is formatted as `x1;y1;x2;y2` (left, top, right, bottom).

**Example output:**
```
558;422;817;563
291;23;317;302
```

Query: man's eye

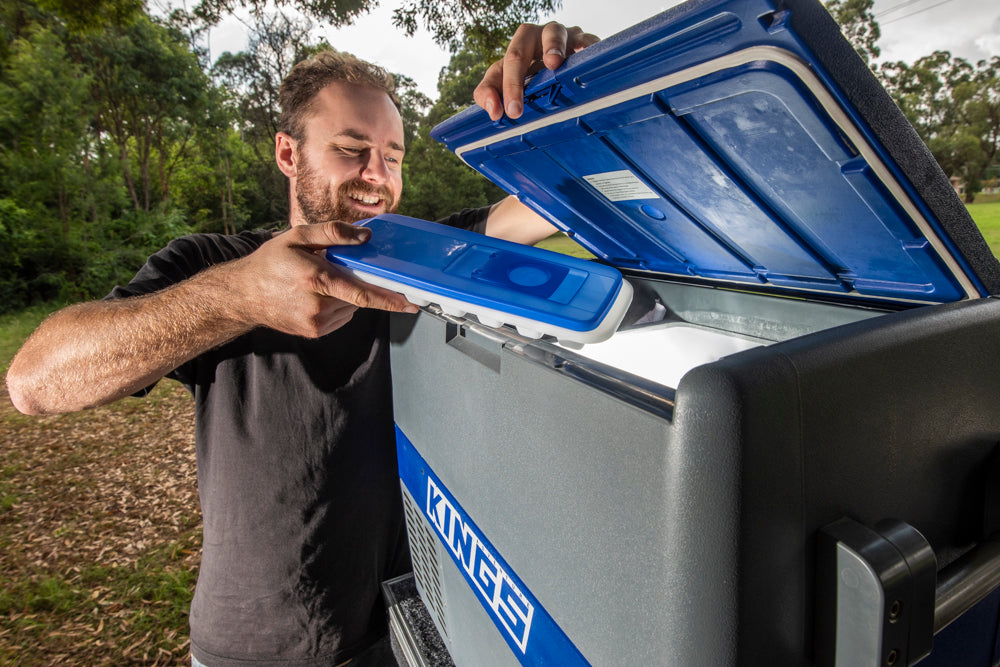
339;146;363;156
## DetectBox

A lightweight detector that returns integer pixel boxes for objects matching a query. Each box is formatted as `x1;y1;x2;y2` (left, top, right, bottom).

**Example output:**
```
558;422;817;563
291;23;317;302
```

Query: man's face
292;81;405;225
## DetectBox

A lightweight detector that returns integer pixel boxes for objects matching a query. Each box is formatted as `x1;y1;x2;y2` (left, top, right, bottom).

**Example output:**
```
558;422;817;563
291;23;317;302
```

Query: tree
881;54;1000;202
33;0;142;32
824;0;880;67
80;16;220;212
191;0;560;54
397;46;507;221
0;25;94;308
392;0;560;55
0;24;94;233
212;12;318;142
210;12;328;227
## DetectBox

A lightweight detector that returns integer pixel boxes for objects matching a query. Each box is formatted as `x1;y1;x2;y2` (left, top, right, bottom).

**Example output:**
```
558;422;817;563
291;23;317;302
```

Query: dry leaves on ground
1;377;200;666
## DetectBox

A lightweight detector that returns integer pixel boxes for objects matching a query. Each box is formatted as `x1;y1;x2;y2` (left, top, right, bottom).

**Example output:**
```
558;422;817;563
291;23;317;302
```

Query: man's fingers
288;223;419;312
474;22;601;121
566;26;600;53
287;220;372;250
541;21;569;70
316;265;418;314
473;60;506;121
500;23;545;119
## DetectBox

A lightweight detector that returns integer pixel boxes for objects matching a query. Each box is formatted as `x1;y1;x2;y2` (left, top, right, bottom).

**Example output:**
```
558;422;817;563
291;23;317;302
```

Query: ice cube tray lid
325;214;633;344
431;0;1000;305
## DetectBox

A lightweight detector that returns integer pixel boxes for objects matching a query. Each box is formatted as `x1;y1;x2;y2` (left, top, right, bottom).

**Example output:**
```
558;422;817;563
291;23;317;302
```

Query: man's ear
275;132;298;178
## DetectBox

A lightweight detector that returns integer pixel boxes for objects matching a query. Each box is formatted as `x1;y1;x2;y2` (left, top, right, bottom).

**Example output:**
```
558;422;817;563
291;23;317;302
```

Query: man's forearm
484;195;557;245
7;220;421;416
6;262;251;415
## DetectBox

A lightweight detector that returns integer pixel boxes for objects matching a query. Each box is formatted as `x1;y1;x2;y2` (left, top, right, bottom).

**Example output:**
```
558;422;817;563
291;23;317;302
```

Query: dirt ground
1;376;201;665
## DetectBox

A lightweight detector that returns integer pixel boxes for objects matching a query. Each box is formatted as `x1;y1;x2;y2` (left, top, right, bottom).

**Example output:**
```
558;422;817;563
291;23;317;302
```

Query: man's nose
361;151;389;184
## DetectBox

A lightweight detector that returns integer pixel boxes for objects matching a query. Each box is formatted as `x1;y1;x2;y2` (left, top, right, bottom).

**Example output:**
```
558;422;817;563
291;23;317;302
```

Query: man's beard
295;153;398;225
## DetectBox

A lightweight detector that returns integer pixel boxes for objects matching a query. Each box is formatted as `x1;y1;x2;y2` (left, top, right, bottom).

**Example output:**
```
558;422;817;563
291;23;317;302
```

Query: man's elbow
6;373;45;415
5;355;60;415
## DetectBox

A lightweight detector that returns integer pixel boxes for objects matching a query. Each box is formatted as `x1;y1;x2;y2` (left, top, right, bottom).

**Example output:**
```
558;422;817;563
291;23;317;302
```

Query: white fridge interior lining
557;321;767;389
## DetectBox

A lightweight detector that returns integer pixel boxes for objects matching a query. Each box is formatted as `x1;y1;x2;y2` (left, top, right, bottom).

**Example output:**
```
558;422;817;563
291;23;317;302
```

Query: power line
880;0;958;26
875;0;926;18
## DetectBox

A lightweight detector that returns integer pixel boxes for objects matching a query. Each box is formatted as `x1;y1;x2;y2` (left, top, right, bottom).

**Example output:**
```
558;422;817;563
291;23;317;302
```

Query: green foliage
392;0;561;55
398;134;506;220
79;16;221;213
33;0;143;32
881;54;1000;201
189;0;559;54
209;11;329;228
397;46;507;221
211;11;317;142
822;0;999;203
824;0;880;66
0;25;94;225
0;4;220;312
192;0;373;27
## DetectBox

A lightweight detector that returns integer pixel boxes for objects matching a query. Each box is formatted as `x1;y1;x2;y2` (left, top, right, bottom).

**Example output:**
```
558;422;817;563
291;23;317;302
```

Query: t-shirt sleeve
107;236;220;300
435;205;493;235
104;232;268;393
102;237;215;394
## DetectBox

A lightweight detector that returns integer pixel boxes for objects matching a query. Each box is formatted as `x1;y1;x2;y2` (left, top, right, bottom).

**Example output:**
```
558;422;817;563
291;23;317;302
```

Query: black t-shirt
108;209;490;666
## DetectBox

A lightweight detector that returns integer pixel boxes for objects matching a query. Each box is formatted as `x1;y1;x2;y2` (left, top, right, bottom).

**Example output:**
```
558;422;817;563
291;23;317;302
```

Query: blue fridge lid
431;0;1000;306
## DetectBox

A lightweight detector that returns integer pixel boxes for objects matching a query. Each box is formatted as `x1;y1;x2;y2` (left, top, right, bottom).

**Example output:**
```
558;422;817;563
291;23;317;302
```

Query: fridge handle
816;518;1000;666
933;533;1000;634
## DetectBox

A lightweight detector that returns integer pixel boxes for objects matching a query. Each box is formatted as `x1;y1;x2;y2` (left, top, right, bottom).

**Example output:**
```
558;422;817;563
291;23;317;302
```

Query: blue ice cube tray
325;214;633;344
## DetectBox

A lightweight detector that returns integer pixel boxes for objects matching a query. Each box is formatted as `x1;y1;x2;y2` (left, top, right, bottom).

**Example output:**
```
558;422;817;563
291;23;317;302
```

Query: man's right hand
232;221;418;339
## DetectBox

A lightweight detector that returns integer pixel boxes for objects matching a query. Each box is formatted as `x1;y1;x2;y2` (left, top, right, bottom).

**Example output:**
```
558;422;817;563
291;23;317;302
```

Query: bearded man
8;23;596;667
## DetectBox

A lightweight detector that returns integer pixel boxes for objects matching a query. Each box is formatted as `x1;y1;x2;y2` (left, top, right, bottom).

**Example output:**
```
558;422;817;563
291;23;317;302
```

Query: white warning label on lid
583;170;658;201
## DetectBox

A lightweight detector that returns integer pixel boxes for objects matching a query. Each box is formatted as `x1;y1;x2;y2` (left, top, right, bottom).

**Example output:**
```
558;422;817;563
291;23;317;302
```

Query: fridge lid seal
430;0;1000;305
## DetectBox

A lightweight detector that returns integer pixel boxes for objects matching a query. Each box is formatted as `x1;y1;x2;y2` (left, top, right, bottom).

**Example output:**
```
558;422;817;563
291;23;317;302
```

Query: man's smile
349;191;384;207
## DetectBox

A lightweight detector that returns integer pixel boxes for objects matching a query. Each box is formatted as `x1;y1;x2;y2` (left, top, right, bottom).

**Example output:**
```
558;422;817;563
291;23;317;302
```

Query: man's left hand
474;22;599;121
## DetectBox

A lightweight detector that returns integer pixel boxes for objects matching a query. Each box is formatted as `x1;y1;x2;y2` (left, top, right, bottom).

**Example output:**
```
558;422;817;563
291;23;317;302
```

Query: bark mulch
1;376;200;666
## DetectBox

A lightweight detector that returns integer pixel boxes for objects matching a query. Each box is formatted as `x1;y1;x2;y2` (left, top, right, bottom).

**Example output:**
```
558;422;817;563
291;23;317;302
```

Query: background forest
0;0;998;316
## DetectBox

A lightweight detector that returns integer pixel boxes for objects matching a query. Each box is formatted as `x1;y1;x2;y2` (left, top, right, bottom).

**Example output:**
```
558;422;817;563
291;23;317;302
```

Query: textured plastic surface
390;291;1000;665
325;214;633;344
431;0;997;305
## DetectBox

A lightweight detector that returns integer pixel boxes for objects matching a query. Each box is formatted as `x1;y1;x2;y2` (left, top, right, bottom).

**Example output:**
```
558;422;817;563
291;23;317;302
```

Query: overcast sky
206;0;1000;98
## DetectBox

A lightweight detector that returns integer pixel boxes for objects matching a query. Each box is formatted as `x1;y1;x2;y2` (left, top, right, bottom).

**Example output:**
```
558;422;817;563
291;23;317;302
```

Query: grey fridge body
389;279;1000;665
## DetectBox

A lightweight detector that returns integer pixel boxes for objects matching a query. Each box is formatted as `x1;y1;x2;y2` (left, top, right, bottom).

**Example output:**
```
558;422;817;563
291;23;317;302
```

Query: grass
968;201;1000;256
535;231;596;259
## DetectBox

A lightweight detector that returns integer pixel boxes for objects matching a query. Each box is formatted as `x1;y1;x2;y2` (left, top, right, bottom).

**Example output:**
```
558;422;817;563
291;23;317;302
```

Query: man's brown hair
278;50;402;142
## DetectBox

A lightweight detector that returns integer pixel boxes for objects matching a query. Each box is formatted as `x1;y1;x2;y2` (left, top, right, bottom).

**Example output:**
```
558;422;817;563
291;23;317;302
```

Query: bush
0;206;196;315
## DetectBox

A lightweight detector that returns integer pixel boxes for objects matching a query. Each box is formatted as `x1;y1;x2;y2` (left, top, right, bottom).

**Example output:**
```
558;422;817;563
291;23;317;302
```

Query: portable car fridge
382;0;1000;664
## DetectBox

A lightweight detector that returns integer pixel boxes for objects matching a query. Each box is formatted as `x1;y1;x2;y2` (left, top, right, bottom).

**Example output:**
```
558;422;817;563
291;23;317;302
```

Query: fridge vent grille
402;487;448;640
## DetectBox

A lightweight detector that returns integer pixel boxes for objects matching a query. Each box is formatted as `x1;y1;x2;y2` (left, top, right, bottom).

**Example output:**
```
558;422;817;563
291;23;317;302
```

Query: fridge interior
550;276;888;390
